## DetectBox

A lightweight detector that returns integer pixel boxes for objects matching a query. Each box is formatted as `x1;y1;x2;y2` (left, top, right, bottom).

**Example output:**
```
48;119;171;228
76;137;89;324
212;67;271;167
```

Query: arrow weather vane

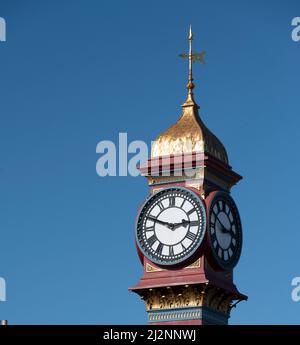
179;25;205;102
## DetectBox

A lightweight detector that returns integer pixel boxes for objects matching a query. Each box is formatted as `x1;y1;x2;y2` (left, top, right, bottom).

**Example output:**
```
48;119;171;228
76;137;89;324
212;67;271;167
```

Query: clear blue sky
0;0;299;324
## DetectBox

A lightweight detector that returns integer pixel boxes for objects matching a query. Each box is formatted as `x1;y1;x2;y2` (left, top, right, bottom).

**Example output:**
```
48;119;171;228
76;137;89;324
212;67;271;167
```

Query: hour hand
172;219;190;230
146;215;172;228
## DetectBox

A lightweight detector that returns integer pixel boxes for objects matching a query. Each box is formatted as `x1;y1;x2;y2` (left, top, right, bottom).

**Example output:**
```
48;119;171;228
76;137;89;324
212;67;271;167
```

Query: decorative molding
185;182;201;191
150;187;163;195
146;259;201;273
185;258;201;269
146;171;204;187
149;307;202;323
148;306;228;324
146;263;164;273
139;284;242;322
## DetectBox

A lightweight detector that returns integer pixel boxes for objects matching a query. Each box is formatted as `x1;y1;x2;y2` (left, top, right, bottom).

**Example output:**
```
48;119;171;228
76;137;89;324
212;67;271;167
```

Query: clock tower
129;27;247;325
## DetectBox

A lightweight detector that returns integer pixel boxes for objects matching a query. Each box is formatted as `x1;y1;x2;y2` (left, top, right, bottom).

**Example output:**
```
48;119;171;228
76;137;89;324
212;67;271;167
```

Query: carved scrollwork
140;284;241;319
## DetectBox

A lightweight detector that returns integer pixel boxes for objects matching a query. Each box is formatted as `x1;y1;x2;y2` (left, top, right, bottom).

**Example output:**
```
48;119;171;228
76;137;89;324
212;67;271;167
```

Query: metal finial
188;25;194;96
189;24;193;40
179;26;206;106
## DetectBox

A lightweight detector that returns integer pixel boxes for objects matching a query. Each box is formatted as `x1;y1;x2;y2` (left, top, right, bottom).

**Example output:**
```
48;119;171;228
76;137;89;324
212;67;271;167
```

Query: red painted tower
130;27;247;325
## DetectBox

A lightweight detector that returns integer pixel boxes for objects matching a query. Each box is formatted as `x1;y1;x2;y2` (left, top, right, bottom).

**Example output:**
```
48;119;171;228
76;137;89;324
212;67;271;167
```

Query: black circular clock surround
135;186;207;266
207;191;243;270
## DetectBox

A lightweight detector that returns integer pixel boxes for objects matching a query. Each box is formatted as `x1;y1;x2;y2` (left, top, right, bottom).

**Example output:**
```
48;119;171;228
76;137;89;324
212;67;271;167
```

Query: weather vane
179;25;205;101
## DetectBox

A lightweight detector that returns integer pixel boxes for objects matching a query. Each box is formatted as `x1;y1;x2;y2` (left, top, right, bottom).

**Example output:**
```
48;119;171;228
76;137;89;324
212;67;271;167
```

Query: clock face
209;192;242;270
136;187;206;266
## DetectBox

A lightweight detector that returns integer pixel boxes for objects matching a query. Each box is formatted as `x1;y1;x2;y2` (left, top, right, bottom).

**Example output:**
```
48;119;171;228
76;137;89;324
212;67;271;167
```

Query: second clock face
136;187;206;266
208;192;242;270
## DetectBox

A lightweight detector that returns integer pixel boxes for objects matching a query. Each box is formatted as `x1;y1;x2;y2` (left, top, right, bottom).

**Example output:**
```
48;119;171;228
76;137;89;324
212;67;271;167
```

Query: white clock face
209;193;242;270
136;187;206;266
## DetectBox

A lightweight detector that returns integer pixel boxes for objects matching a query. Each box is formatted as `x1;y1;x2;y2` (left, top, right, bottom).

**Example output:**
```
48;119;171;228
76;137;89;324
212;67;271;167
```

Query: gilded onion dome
151;27;229;165
151;97;229;165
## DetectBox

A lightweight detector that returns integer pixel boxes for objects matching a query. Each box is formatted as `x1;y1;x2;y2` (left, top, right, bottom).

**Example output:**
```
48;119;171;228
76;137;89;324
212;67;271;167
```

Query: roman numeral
180;199;186;208
218;201;224;211
225;204;230;215
190;220;200;227
147;235;157;247
187;208;196;216
186;231;196;241
169;196;175;207
157;202;164;211
169;246;174;256
213;204;218;214
145;226;154;232
156;242;163;255
224;250;228;261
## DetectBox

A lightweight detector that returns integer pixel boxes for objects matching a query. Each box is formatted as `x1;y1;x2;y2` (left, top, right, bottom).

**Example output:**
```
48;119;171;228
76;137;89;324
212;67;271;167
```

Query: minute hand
147;216;172;228
216;217;233;235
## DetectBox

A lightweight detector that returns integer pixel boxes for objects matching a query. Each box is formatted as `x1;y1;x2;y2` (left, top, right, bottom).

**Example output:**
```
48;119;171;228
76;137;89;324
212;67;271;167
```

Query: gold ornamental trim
146;259;201;273
146;263;164;273
139;284;241;317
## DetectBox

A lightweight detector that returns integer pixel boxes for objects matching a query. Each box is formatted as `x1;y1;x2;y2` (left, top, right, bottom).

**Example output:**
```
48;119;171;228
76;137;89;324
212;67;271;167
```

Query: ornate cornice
139;284;243;318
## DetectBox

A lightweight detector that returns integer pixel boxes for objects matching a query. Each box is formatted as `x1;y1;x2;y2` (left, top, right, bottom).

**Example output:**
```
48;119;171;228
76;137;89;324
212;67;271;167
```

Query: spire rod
187;25;194;98
179;26;206;107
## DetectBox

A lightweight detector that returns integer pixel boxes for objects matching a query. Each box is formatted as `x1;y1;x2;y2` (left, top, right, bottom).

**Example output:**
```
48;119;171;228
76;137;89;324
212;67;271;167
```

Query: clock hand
216;217;232;234
146;215;172;229
172;219;190;230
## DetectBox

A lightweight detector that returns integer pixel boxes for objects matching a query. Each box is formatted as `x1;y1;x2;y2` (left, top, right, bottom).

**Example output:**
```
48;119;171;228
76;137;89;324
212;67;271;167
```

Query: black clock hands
146;215;173;229
137;187;207;266
216;216;233;235
147;216;190;231
172;219;190;230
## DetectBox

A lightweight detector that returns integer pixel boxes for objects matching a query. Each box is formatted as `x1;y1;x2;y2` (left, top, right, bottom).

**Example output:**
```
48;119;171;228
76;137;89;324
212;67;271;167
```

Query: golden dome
151;96;229;165
151;26;228;165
